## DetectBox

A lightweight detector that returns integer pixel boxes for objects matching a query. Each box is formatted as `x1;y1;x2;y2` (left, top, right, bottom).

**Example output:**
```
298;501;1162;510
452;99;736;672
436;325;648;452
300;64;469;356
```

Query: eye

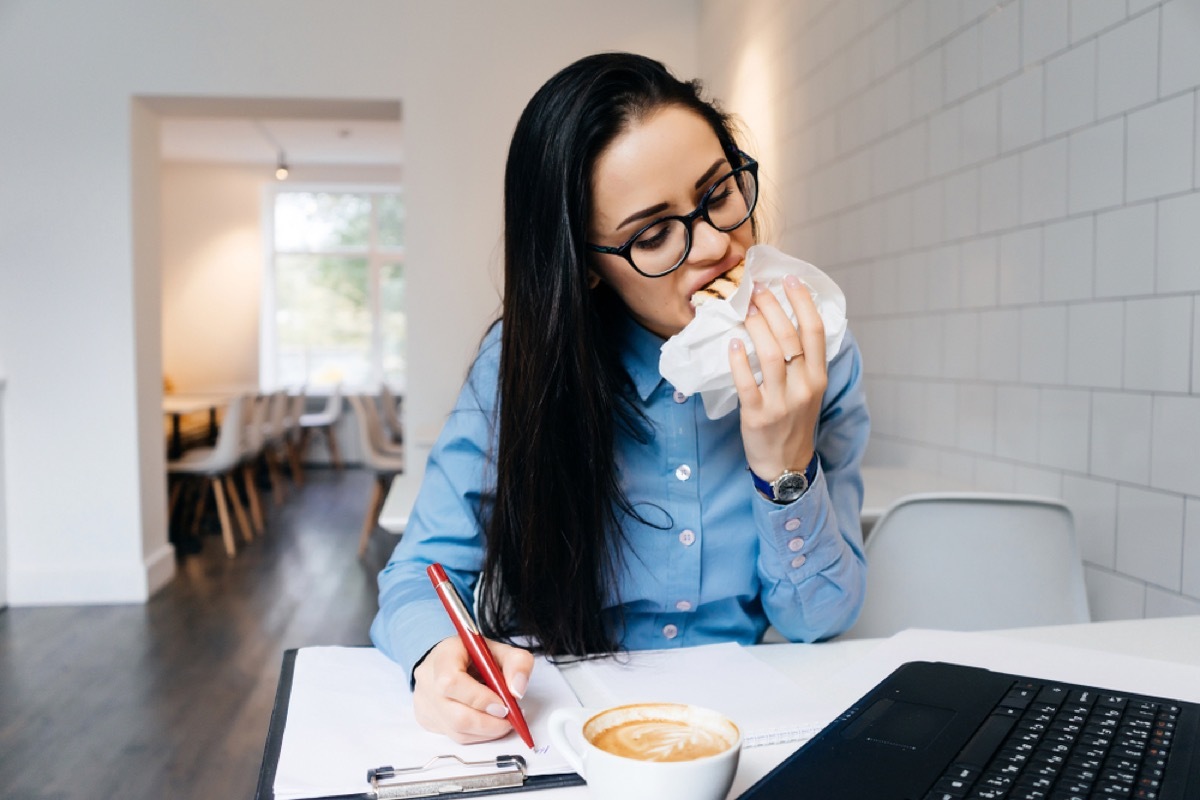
633;221;673;251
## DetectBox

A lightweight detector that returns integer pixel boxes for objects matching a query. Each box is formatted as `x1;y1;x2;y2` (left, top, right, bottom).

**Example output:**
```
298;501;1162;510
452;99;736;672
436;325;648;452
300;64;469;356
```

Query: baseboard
144;543;177;597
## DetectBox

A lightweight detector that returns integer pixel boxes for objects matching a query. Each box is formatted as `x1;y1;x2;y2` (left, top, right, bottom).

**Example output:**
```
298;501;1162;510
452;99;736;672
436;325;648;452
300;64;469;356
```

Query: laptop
738;660;1200;799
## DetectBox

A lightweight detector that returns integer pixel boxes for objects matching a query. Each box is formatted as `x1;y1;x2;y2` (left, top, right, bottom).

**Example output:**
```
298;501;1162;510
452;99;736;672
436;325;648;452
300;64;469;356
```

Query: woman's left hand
728;274;827;484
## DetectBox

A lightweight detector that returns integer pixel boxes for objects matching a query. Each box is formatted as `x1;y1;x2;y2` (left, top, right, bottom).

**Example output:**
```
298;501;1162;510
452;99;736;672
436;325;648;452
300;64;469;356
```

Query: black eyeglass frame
586;151;759;278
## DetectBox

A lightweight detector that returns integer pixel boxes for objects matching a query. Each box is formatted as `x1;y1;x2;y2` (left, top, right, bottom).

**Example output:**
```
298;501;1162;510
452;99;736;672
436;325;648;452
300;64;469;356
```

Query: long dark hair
477;52;745;657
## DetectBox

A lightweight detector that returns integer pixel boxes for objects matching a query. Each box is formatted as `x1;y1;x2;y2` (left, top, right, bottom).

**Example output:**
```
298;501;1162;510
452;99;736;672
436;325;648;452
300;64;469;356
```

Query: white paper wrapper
659;244;847;420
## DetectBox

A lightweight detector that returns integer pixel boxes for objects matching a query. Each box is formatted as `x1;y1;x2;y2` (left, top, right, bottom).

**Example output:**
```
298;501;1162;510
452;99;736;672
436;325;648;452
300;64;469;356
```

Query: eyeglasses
587;152;759;278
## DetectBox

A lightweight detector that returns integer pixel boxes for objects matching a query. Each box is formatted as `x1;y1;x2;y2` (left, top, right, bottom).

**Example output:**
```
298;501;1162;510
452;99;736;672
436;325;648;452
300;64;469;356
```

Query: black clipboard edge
256;648;586;799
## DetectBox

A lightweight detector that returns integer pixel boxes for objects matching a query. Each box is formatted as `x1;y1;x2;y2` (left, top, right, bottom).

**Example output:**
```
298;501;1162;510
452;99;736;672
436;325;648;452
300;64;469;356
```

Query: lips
690;260;746;307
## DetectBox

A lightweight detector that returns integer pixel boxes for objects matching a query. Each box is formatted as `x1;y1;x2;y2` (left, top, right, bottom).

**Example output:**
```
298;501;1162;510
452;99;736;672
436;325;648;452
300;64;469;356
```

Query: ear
587;270;601;289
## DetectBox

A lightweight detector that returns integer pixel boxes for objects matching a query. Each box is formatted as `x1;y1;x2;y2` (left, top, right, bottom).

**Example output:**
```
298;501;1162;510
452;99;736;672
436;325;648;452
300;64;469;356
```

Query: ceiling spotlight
275;151;289;181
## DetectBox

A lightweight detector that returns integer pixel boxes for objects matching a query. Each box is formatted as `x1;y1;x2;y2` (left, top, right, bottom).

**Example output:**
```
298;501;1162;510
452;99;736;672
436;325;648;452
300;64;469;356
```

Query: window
262;187;405;391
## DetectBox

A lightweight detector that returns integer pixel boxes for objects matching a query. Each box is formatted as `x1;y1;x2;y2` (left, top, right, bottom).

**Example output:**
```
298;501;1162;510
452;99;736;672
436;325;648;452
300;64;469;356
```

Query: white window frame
260;182;405;392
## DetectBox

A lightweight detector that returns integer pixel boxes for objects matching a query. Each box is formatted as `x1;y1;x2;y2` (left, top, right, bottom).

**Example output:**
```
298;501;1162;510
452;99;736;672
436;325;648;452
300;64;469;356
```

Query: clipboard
255;649;586;800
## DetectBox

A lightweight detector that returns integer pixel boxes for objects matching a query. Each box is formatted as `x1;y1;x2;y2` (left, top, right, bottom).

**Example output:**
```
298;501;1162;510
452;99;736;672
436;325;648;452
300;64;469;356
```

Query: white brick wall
701;0;1200;621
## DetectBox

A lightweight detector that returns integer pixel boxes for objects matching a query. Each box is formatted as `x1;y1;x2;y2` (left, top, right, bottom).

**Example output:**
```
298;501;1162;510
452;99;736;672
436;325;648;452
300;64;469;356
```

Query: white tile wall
1046;42;1097;137
1115;486;1185;591
701;0;1200;622
1096;10;1159;119
1157;192;1200;292
1062;474;1117;568
1123;297;1191;392
1068;118;1124;215
1185;498;1200;598
1150;395;1200;496
1084;566;1145;620
1126;95;1195;202
1069;0;1127;43
1066;301;1123;388
1144;587;1200;617
1088;392;1152;484
1042;216;1093;302
1095;204;1156;298
1022;0;1069;66
1161;0;1200;97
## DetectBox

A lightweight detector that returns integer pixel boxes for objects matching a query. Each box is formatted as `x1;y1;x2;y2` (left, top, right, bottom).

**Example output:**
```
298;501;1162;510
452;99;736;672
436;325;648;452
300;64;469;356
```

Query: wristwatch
750;453;820;504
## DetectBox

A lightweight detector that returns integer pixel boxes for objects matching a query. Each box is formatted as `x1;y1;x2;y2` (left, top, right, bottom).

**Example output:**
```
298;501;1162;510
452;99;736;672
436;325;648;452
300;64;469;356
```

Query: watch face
773;472;809;502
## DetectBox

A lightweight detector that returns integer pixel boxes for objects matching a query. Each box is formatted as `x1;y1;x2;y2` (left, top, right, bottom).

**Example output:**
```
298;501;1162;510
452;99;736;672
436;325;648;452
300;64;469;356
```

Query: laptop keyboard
926;679;1179;800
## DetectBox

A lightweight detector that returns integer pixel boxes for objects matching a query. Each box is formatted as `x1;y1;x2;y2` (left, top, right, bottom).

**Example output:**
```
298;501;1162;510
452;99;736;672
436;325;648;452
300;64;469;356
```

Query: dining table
162;393;233;459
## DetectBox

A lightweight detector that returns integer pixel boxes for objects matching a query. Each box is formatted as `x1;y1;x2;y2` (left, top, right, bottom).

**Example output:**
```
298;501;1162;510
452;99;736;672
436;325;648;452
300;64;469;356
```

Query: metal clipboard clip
367;754;528;799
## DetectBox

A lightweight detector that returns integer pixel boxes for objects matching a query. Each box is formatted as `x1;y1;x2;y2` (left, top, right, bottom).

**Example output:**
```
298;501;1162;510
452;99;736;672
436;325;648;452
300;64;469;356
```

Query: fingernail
784;274;802;289
729;338;744;352
752;282;766;294
747;305;759;316
486;703;510;718
510;672;529;699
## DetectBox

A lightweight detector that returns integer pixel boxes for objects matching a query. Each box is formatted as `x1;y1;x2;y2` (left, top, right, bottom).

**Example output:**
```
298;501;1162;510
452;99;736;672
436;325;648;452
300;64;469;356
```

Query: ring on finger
784;349;805;363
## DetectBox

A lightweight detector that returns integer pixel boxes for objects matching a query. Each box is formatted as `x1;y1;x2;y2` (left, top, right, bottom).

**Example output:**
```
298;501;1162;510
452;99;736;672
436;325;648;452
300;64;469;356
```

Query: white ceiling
148;96;403;167
160;117;403;166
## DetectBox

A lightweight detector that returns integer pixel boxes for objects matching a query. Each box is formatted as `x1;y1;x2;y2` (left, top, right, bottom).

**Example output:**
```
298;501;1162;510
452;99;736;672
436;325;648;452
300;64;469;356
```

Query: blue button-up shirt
371;314;870;678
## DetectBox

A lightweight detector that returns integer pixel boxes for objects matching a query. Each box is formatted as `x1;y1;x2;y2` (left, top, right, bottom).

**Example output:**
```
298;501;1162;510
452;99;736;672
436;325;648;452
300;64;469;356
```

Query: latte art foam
591;718;732;762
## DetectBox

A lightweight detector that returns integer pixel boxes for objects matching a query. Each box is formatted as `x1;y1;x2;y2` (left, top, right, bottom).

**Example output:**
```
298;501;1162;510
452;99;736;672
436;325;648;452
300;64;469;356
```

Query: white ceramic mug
547;702;742;800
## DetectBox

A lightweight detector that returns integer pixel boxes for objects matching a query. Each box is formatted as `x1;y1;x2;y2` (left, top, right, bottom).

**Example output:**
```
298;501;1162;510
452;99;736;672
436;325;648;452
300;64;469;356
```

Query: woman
370;52;869;744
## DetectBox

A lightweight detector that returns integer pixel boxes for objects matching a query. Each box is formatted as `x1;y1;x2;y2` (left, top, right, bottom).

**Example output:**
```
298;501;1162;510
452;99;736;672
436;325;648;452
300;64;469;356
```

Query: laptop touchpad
841;699;955;750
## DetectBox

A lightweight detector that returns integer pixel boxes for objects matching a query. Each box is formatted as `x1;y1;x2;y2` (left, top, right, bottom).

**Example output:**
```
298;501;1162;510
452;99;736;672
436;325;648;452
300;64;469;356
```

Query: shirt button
784;518;801;532
788;537;805;552
678;529;696;546
675;464;691;481
791;554;807;569
675;600;692;612
673;390;688;403
663;624;679;639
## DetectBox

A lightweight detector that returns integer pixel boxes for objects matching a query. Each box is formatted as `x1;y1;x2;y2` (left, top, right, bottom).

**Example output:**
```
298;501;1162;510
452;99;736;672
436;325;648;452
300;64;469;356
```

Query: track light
275;150;289;181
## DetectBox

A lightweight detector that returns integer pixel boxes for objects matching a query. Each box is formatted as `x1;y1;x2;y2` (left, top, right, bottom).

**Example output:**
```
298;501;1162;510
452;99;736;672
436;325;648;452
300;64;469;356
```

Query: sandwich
690;261;746;307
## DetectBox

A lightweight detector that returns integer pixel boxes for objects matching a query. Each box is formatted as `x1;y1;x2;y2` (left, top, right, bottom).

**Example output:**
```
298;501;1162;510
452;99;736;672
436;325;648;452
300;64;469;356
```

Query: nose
684;217;729;265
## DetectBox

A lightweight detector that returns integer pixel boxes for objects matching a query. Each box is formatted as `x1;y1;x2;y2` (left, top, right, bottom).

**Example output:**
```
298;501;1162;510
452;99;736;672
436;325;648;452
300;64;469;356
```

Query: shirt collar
614;312;668;402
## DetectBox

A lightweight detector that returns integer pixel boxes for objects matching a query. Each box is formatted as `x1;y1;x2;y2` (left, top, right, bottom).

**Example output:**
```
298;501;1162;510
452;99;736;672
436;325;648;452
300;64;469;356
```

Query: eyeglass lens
629;168;758;276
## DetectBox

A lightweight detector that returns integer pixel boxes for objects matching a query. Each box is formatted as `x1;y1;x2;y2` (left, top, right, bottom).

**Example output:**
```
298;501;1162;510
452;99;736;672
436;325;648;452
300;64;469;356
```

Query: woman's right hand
411;635;534;744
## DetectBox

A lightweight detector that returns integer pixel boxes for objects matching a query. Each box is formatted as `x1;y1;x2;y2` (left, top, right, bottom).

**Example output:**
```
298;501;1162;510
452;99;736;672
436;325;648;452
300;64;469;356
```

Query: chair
299;384;344;470
167;395;254;558
842;492;1090;639
282;386;307;487
238;393;270;535
379;383;404;444
259;390;292;506
346;394;405;556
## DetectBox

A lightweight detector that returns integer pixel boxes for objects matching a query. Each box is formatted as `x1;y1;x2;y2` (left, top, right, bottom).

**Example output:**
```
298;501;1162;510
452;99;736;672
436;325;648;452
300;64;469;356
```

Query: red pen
426;562;535;748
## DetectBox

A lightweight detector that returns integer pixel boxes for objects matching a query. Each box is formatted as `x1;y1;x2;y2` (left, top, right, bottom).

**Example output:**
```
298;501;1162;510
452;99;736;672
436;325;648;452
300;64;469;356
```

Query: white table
553;616;1200;798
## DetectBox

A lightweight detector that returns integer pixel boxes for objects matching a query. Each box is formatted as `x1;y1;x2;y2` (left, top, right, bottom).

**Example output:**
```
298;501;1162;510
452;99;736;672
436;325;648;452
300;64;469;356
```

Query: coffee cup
547;703;741;800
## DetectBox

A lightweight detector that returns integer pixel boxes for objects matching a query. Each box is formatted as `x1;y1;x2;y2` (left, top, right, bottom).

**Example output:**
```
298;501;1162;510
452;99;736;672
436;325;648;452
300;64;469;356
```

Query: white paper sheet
569;642;839;748
273;647;581;800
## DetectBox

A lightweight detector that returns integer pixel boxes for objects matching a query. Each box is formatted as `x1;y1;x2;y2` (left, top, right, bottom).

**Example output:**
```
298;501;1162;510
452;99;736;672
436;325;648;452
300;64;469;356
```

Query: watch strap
750;452;820;501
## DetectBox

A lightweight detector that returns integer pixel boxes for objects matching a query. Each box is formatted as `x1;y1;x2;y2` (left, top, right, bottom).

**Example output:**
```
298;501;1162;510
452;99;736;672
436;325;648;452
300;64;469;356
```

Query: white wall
700;0;1200;621
0;0;698;605
0;379;7;609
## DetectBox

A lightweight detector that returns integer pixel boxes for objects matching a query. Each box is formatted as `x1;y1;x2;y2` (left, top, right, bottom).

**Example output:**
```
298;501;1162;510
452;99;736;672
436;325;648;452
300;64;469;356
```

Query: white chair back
242;393;269;455
346;394;403;473
380;383;403;440
843;492;1090;639
264;390;288;440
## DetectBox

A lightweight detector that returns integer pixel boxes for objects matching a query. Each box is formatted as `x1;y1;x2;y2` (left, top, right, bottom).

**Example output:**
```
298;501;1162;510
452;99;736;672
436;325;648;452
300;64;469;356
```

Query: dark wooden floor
0;467;395;800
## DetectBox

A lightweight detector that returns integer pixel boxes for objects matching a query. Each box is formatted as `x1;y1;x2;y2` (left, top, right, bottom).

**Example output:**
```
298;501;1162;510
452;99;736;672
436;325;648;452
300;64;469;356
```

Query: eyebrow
613;157;729;232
